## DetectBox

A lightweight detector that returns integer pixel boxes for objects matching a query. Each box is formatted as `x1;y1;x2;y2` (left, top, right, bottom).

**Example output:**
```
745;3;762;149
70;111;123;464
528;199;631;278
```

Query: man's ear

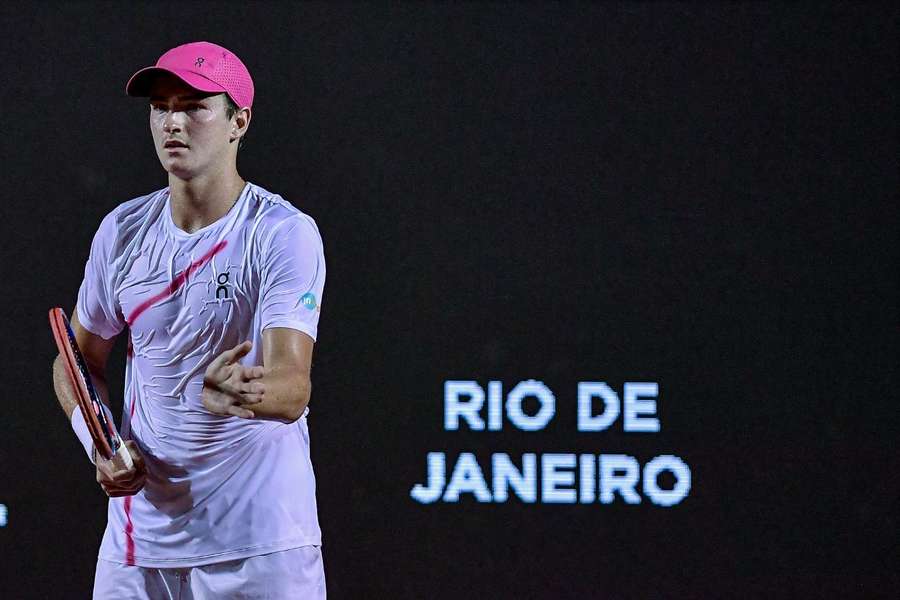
231;107;252;142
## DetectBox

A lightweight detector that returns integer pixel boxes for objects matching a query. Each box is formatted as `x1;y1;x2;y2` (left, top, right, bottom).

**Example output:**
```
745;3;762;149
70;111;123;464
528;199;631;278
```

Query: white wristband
70;408;96;464
70;404;116;465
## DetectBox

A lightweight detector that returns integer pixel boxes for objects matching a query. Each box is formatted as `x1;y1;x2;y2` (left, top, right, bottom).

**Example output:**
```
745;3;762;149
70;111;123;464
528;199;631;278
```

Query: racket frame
49;307;127;465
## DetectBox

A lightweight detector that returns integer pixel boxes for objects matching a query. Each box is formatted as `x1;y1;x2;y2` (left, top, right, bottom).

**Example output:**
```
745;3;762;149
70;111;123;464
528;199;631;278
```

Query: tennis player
50;41;326;599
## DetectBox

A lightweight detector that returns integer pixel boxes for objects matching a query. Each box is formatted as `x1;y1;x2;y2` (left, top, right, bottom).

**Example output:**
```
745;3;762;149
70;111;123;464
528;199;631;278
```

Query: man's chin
161;161;198;181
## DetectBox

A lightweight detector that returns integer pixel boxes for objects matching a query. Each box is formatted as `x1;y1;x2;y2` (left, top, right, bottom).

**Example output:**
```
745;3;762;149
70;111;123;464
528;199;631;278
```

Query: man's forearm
249;368;311;422
52;354;111;420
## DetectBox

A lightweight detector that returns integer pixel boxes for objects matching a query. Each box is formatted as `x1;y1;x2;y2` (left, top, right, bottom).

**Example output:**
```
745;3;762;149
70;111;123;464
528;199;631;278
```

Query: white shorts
92;545;326;599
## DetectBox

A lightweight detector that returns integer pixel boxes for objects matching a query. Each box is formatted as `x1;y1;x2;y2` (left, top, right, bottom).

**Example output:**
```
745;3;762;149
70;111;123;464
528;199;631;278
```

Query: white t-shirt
76;182;325;567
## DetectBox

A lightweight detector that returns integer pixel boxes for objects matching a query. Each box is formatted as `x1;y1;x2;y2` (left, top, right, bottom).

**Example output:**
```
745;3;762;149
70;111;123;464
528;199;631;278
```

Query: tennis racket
49;307;133;470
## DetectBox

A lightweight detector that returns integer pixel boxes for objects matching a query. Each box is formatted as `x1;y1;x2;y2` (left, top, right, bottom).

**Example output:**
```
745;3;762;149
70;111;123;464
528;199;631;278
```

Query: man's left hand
202;341;267;419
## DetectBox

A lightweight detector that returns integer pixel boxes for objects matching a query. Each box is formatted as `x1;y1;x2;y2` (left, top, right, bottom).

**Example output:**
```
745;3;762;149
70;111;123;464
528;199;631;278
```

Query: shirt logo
300;292;318;311
216;272;230;299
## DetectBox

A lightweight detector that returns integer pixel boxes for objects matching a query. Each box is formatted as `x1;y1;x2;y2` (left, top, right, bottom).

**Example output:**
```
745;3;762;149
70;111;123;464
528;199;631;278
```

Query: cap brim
125;66;228;98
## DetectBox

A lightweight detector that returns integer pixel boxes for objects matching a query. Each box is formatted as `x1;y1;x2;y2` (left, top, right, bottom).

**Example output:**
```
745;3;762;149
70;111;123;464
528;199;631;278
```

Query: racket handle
110;438;134;471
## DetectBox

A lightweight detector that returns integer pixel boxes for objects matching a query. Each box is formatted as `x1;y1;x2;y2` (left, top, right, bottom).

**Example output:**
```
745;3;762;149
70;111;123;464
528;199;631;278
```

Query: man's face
148;74;235;180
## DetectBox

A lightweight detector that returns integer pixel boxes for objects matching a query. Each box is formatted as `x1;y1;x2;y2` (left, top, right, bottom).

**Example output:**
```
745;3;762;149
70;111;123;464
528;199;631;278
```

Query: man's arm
256;327;314;421
202;328;314;423
52;310;115;419
52;309;146;496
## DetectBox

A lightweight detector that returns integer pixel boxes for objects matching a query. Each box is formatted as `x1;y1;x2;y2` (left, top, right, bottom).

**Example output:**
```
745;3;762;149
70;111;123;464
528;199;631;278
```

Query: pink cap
125;41;254;109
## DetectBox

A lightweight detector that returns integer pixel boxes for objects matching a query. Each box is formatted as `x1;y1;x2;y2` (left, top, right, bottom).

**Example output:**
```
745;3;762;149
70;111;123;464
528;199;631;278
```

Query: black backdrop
0;3;897;598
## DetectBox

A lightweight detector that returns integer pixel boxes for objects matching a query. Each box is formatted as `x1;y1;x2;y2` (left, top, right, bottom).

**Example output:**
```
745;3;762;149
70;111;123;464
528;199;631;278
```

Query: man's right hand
96;440;147;497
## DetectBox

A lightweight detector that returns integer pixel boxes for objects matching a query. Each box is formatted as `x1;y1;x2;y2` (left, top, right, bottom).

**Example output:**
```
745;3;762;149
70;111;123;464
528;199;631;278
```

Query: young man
51;41;327;599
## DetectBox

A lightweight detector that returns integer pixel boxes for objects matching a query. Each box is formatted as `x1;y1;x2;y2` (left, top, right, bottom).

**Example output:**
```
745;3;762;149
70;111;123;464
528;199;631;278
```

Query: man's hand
96;440;147;497
202;341;266;419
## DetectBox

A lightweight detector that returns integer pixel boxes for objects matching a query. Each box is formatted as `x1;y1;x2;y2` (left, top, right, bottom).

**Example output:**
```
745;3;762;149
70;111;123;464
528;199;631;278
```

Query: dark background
1;2;897;598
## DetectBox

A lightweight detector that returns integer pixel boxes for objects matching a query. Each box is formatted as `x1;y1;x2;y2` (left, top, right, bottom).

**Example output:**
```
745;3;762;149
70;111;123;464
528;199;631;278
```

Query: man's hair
224;95;247;151
224;95;239;119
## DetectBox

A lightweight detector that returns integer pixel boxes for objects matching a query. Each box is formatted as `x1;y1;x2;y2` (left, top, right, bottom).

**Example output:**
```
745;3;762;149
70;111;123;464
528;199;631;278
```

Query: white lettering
623;382;660;432
506;380;555;431
487;381;503;431
443;453;491;502
444;381;485;431
577;382;620;432
410;452;446;504
541;453;577;503
492;453;537;502
643;455;691;507
579;453;596;503
599;454;641;504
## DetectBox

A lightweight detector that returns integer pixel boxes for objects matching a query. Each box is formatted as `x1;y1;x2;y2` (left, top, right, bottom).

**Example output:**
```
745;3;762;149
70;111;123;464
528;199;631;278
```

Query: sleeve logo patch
300;292;318;311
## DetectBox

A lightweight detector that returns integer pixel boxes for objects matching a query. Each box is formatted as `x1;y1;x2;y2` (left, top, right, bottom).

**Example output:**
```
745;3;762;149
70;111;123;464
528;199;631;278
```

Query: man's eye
151;105;166;113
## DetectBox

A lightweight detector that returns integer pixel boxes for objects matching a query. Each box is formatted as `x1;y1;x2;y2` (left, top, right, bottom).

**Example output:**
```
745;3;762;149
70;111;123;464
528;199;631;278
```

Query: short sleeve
258;215;326;341
76;212;126;340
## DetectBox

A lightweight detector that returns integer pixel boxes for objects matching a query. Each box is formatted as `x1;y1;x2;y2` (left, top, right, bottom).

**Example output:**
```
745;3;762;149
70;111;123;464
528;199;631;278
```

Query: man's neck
168;169;246;234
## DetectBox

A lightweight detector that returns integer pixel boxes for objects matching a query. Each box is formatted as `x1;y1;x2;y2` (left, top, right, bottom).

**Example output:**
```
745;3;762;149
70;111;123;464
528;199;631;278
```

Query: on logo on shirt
216;272;232;300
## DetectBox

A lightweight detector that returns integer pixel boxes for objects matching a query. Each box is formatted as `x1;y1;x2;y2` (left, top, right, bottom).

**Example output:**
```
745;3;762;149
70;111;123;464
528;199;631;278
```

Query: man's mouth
164;140;188;148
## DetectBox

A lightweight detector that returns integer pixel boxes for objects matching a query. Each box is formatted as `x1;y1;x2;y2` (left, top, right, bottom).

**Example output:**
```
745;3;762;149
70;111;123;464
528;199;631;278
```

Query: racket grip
110;438;134;471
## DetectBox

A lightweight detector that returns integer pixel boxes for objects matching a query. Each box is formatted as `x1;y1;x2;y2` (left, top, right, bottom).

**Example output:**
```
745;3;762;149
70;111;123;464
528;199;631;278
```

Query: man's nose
163;110;186;133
